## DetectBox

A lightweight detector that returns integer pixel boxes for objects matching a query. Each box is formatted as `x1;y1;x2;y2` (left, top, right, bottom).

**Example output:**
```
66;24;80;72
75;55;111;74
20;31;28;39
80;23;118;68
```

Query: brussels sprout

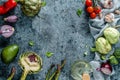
95;37;112;54
104;27;120;44
113;48;120;58
109;55;118;65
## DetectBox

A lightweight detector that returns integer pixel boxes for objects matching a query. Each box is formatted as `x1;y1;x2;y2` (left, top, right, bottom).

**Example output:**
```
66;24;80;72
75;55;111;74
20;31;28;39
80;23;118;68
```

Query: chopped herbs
85;45;88;48
76;9;82;17
84;51;88;57
46;52;54;58
28;41;34;46
41;1;46;7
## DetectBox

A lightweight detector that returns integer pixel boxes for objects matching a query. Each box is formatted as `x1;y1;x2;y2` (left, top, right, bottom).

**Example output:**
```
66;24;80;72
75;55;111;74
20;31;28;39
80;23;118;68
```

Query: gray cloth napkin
89;0;120;61
89;0;120;80
89;0;120;40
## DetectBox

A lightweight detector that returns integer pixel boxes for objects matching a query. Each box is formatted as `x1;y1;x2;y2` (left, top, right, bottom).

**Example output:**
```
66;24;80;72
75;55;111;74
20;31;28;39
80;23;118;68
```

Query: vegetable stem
45;65;55;80
20;70;29;80
61;59;66;68
48;70;57;80
114;25;120;29
55;65;61;80
14;0;20;2
92;0;97;7
41;1;47;7
7;67;16;80
15;0;24;3
90;48;97;52
46;59;66;80
49;59;66;80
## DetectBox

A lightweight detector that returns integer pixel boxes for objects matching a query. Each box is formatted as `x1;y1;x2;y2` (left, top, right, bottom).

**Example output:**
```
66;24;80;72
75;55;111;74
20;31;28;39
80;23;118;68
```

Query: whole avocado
1;44;19;64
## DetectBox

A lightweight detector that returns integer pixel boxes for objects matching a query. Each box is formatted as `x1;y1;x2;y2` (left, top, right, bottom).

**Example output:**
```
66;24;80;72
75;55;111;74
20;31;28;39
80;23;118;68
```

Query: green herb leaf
76;9;82;17
41;1;46;7
46;52;54;58
28;41;34;46
109;55;119;65
84;51;88;57
100;55;106;60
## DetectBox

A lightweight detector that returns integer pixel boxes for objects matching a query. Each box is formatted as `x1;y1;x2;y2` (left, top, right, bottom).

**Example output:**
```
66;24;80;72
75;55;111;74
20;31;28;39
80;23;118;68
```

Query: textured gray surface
0;0;119;80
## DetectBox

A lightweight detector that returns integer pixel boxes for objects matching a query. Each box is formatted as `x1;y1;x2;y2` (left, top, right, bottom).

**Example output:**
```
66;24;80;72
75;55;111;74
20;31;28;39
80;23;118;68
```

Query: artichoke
95;37;111;54
104;27;120;44
20;0;42;16
71;60;92;80
19;51;42;80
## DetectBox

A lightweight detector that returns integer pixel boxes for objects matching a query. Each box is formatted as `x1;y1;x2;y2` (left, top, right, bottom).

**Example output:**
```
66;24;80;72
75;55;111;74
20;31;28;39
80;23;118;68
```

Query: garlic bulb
105;13;114;23
101;0;113;9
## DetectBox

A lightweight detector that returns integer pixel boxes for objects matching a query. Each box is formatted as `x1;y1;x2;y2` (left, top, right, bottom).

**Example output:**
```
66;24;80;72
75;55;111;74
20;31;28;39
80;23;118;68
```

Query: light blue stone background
0;0;119;80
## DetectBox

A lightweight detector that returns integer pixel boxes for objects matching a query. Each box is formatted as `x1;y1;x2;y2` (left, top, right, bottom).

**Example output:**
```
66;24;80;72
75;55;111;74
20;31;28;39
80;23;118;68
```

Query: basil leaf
76;9;82;17
46;52;54;58
41;1;46;7
28;41;34;46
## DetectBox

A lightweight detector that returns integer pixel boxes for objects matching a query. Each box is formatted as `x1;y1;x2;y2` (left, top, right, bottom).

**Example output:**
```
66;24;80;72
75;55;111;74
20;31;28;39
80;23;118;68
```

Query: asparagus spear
55;59;66;80
45;64;55;80
45;59;66;80
55;65;61;80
